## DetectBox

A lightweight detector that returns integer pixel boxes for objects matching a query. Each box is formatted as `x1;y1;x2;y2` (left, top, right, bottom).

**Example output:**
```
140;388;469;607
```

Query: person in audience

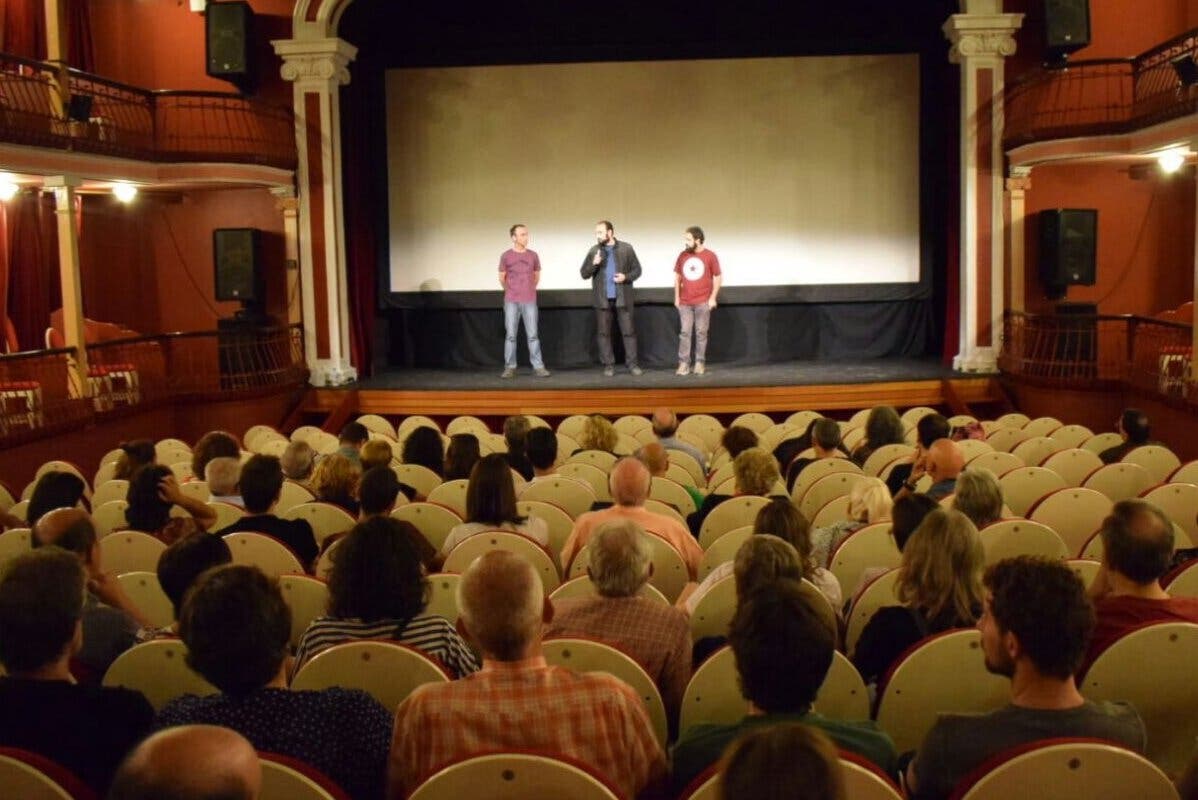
158;564;392;800
360;439;394;472
672;580;897;792
525;426;558;479
309;452;360;516
684;498;841;615
897;438;964;502
851;406;906;468
357;468;438;569
849;493;940;606
545;519;691;728
190;431;240;483
400;425;445;478
773;417;820;479
112;439;156;481
280;440;316;484
785;418;844;492
638;440;706;512
294;516;477;677
151;532;232;638
952;468;1004;529
720;425;759;461
31;508;150;679
906;557;1146;800
688;447;784;536
577;412;619;453
215;455;319;570
27;470;90;527
852;508;984;684
124;465;217;544
1099;408;1158;464
444;432;482;481
717;723;846;800
561;456;704;579
338;421;369;464
203;456;243;507
886;412;950;497
440;453;549;555
0;548;154;795
389;550;666;799
652;407;707;472
502;415;535;480
1080;498;1198;674
810;476;892;569
108;724;261;800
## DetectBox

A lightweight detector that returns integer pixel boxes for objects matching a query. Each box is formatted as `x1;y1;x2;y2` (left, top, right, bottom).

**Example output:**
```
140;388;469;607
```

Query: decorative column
944;1;1023;372
1005;166;1032;313
271;187;303;328
271;38;358;386
44;175;90;397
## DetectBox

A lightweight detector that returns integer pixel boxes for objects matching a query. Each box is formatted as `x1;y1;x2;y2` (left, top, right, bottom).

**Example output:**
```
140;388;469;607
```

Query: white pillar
1005;167;1031;314
44;175;90;397
271;186;303;329
944;0;1023;372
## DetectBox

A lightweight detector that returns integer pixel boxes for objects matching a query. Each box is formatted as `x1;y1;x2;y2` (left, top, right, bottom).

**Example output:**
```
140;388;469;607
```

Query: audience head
1099;499;1174;586
734;535;804;597
358;466;402;516
609;457;651;507
753;499;813;570
280;440;316;481
191;431;240;480
580;413;618;452
465;453;522;525
733;447;780;496
587;519;652;598
401;426;445;475
179;564;290;695
27;470;87;527
651;407;678;438
310;453;360;506
457;550;545;661
31;507;96;562
897;508;984;624
981;556;1094;681
728;580;834;713
718;723;845;800
721;426;759;460
329;516;428;623
635;441;669;477
113;439;156;481
238;455;284;515
953;468;1004;528
444;433;482;480
359;439;394;472
847;476;892;524
203;456;241;498
339;421;369;449
1119;408;1150;444
157;533;233;618
864;406;905;449
124;465;175;533
503;415;530;453
916;412;951;449
0;548;85;674
108;725;261;800
811;418;842;453
890;493;939;551
525;427;557;472
925;439;966;483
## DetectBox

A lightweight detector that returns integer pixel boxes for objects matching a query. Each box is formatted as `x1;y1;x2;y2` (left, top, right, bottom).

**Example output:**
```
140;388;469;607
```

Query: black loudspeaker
206;1;253;81
1172;55;1198;87
213;228;262;303
1039;209;1097;290
1044;0;1091;57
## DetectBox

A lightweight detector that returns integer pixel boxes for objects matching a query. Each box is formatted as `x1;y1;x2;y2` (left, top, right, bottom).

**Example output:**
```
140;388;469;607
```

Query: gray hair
588;520;652;597
953;468;1004;529
204;457;241;497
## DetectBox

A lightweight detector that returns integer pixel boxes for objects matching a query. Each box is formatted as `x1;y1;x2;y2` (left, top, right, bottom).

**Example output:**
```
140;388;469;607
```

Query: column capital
270;186;299;213
272;37;358;87
1006;166;1032;192
42;175;82;189
943;13;1024;64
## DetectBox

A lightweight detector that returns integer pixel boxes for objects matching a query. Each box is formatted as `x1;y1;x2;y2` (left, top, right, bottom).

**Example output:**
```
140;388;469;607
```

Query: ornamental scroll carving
952;31;1018;59
279;53;351;85
943;13;1023;64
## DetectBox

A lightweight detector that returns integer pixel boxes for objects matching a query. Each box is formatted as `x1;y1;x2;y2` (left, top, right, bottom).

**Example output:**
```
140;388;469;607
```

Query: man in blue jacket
581;220;643;376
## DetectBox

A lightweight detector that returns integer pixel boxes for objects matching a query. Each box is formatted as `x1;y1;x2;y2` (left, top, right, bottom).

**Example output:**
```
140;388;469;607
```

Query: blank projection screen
385;54;920;294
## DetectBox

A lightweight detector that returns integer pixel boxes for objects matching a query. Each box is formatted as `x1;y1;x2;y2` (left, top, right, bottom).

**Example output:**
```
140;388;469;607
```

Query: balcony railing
1004;29;1198;149
1000;311;1196;404
0;52;296;169
0;325;306;446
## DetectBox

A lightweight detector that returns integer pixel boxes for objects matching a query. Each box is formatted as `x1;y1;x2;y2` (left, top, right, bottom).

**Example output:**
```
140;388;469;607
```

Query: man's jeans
678;303;712;365
504;301;545;370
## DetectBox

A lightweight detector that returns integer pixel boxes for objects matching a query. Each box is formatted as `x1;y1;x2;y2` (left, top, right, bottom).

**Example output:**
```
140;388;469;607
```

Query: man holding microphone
581;220;642;376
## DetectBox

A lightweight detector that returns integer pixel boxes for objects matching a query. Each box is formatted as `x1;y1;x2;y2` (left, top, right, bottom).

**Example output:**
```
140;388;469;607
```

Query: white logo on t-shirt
682;256;706;281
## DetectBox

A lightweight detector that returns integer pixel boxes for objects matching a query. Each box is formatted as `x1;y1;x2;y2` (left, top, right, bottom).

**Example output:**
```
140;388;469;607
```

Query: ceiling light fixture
1157;148;1187;174
0;175;17;201
112;182;138;203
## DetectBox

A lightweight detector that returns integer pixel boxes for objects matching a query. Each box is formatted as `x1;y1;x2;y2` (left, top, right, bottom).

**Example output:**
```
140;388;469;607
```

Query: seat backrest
732;412;774;433
677;413;724;453
98;530;166;574
407;753;619;800
984;427;1030;454
978;519;1068;565
518;478;596;519
680;646;745;734
845;569;901;656
565;449;618;472
92;500;129;537
828;522;899;595
1121;445;1182;485
424;572;461;621
1010;435;1065;467
91;479;130;507
643;498;687;528
279;502;356;545
0;527;32;571
667;448;705;486
613;414;651;435
290;640;449;712
689;574;737;641
258;752;349;800
994;412;1031;429
862;444;916;478
1038;448;1104;487
516;499;574;560
997;467;1068;518
665;460;699;489
1082;462;1155;503
1049;423;1095;449
356;413;397;440
965;451;1024;478
391;502;464;552
642;532;690;602
706;462;735;492
547;575;668;605
1021;416;1063;438
955;438;994;463
445;415;488;437
224;532;304;577
276;480;316;513
558;461;612;502
1080;431;1124;455
839;750;903;800
1163;559;1198;598
799;471;867;522
206;501;246;531
392;463;443;498
556;414;589;439
811;495;853;528
698;495;772;549
442;531;561;591
425;479;470;518
649;476;697;515
698;526;753;580
1027;488;1112;557
1171;459;1198;485
278;574;330;650
116;571;174;629
102;639;218;711
874;629;1010;754
0;748;96;800
1081;621;1198;774
1139;482;1198;542
813;651;869;722
244;424;283;452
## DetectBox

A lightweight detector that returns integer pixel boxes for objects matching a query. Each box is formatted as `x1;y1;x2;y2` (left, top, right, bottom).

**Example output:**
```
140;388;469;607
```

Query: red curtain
340;58;378;376
66;0;94;71
6;191;60;351
2;0;46;60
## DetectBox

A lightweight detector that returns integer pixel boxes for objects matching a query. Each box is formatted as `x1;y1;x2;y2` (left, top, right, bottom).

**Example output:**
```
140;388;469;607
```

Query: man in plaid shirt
388;550;667;799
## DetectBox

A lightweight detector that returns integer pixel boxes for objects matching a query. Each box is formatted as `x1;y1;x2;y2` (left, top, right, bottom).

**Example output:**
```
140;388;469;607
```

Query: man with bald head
109;725;261;800
559;456;704;579
32;507;149;679
389;550;665;799
651;407;707;472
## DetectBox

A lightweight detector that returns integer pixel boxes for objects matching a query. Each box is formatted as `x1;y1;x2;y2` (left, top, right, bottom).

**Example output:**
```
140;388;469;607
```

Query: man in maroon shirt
1081;498;1198;674
499;223;550;379
673;226;721;376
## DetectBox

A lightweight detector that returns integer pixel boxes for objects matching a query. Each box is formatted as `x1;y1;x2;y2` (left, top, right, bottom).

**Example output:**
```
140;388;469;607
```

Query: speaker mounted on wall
1039;208;1097;300
214;228;264;316
206;1;255;90
1043;0;1091;66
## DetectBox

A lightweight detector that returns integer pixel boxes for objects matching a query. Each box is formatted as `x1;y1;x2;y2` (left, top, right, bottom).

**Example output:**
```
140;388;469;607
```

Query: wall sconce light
112;182;138;203
1157;148;1187;174
0;179;18;201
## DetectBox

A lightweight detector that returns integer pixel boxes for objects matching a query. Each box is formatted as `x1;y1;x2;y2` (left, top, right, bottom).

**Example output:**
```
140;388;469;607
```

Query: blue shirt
604;245;617;299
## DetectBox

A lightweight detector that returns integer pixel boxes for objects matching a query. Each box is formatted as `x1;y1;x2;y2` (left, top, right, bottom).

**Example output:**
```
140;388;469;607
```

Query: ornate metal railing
0;52;295;169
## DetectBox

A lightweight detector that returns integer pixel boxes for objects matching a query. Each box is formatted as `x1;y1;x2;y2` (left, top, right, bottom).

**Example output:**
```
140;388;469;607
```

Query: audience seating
649;477;697;515
443;531;561;592
799;472;867;522
811;495;853;528
862;444;915;478
98;530;166;574
392;464;442;499
168;462;195;482
994;412;1031;429
425;479;468;518
874;630;1010;754
1010;436;1065;467
206;501;245;531
679;646;746;734
0;747;97;800
1081;621;1198;774
664;461;698;488
1027;488;1112;556
92;500;129;537
444;415;486;437
996;468;1067;518
391;503;464;552
845;568;900;656
514;500;573;558
1122;445;1182;485
965;450;1023;477
115;571;174;628
1066;558;1101;590
424;572;461;621
1038;448;1104;487
690;574;736;641
277;480;315;512
985;427;1030;454
224;532;304;577
1163;559;1198;597
667;450;705;486
290;640;449;712
93;460;119;488
278;574;330;650
547;575;668;605
0;526;31;569
558;462;612;502
1083;462;1155;502
566;449;618;472
1140;483;1198;541
178;480;209;504
397;415;440;437
1171;459;1198;484
950;739;1178;800
6;499;29;524
102;639;217;711
1021;416;1062;438
643;498;687;527
556;414;589;439
407;753;620;800
91;479;128;507
954;438;993;462
677;413;723;454
828;522;900;594
613;414;650;436
697;526;753;579
1081;432;1123;454
705;462;734;491
155;440;192;467
842;426;867;452
731;411;774;433
279;502;356;545
518;478;595;519
840;750;903;800
814;651;870;722
258;751;350;800
697;496;772;549
677;769;719;800
641;533;690;602
978;519;1068;564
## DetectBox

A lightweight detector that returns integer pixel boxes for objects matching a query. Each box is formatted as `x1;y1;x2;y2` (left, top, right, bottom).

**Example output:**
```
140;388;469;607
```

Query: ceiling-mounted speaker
206;1;253;86
1044;0;1090;63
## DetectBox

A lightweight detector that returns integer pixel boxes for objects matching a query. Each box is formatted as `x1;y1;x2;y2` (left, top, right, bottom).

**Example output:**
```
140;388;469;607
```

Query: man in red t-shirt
673;226;721;376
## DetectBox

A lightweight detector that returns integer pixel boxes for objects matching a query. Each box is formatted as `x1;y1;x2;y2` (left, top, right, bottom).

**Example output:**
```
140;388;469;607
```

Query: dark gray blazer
580;240;642;309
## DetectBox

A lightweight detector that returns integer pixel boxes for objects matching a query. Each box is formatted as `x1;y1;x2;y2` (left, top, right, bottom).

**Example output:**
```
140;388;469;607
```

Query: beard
685;244;697;253
983;651;1015;678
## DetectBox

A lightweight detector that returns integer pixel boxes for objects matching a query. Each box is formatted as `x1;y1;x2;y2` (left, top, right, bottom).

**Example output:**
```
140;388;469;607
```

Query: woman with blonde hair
810;476;893;569
851;508;984;684
310;453;361;515
687;447;784;536
577;413;619;453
